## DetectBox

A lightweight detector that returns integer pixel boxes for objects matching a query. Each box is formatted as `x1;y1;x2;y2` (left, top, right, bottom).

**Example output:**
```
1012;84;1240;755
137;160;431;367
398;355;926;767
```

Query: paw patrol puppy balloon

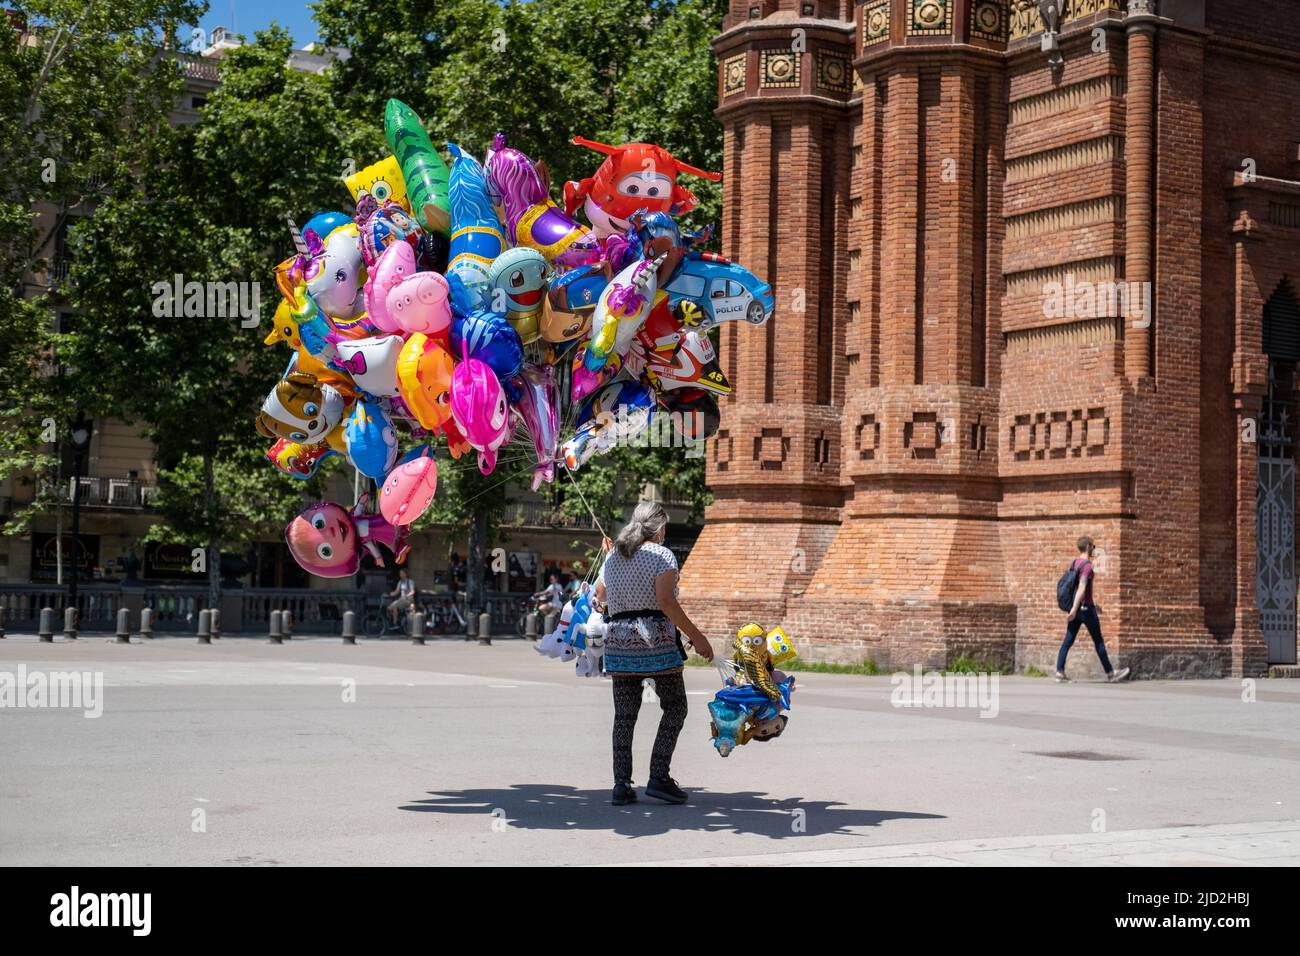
256;371;348;448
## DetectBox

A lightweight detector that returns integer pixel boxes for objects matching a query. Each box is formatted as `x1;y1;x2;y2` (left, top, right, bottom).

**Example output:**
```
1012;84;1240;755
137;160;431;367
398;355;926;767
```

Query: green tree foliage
0;0;205;531
61;26;351;601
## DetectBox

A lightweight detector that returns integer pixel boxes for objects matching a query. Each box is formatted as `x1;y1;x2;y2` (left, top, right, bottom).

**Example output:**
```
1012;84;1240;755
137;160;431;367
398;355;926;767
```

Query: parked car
663;253;774;330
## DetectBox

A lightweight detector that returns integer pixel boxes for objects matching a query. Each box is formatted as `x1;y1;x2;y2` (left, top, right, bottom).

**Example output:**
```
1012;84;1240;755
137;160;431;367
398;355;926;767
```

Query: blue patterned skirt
603;615;684;675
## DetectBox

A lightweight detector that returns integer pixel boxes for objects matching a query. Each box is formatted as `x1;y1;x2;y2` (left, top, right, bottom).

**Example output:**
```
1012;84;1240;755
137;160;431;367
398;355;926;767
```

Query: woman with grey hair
595;500;715;805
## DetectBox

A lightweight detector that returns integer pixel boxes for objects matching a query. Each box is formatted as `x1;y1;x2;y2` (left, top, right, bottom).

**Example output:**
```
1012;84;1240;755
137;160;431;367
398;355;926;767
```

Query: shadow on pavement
400;784;943;839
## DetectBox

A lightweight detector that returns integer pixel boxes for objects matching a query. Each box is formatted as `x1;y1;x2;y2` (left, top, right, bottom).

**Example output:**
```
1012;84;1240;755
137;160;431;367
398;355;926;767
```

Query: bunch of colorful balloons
256;99;774;579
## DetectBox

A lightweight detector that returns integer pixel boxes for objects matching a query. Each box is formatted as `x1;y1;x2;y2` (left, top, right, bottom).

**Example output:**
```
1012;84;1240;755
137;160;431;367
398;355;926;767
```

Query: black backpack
1056;561;1081;612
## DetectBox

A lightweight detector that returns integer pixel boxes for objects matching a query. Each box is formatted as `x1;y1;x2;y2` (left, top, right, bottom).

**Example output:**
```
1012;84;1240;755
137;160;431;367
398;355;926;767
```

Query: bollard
38;607;55;643
0;605;5;639
525;612;538;640
268;609;284;644
341;610;357;645
115;607;131;644
210;608;221;640
465;611;476;642
282;609;293;641
197;608;212;644
63;607;79;641
543;611;558;637
478;612;492;646
140;607;154;639
411;611;426;646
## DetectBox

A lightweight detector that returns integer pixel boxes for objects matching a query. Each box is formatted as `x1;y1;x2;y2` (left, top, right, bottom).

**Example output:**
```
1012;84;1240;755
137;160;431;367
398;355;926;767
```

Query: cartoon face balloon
343;398;399;480
299;215;367;320
450;356;511;475
487;247;548;344
256;371;347;445
451;311;525;389
379;448;439;526
396;333;456;430
285;502;363;577
335;334;404;398
364;240;417;334
345;155;410;213
266;438;335;480
386;271;452;339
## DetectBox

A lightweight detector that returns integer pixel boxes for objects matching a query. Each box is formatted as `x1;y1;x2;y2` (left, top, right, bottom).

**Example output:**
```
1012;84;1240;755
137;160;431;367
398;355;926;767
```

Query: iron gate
1257;362;1298;664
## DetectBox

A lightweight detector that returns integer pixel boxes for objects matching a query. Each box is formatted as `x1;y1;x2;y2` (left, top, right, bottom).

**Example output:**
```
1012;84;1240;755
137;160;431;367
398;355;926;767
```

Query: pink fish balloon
380;451;439;526
364;241;416;333
450;353;511;475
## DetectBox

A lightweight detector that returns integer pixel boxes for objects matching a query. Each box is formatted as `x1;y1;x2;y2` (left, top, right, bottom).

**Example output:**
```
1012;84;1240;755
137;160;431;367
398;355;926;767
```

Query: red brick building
680;0;1300;677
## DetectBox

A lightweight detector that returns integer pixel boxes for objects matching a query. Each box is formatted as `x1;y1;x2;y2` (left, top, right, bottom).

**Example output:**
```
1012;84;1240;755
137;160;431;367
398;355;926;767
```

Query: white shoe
1107;667;1131;683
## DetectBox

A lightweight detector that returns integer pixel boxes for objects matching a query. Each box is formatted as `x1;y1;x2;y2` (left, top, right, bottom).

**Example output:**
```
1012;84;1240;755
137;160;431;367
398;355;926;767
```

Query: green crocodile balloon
384;98;451;235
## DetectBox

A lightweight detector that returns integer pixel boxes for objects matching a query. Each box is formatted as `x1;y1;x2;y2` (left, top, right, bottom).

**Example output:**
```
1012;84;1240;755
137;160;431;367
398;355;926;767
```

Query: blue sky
192;0;321;48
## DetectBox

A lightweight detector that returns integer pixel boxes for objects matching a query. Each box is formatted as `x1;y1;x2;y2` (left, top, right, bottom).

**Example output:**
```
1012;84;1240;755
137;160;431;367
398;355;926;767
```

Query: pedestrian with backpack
1055;537;1130;683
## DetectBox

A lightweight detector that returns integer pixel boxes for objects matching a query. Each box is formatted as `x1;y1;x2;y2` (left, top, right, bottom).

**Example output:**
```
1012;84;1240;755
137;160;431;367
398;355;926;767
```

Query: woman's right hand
692;635;715;661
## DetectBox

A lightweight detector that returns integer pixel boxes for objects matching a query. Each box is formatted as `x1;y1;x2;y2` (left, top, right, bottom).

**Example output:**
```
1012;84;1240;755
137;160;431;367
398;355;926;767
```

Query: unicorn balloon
485;133;599;269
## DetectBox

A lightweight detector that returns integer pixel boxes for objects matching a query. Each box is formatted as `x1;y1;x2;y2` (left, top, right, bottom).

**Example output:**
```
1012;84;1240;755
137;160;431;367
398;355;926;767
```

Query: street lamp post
68;417;92;618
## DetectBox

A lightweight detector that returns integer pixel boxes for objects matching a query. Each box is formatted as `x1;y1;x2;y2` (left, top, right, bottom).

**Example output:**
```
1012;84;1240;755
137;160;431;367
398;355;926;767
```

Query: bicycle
515;594;559;640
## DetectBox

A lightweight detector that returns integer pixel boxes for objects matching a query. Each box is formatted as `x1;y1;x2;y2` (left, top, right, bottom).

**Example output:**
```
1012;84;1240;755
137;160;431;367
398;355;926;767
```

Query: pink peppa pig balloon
379;447;439;526
386;271;452;341
450;352;511;475
364;241;416;334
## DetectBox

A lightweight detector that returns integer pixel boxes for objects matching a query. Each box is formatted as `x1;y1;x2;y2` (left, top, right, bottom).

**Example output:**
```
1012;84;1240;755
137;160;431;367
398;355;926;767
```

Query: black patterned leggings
611;672;688;785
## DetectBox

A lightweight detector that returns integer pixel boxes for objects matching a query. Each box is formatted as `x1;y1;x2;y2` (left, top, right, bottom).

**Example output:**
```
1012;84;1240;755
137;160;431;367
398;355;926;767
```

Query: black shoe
611;782;637;806
645;776;688;804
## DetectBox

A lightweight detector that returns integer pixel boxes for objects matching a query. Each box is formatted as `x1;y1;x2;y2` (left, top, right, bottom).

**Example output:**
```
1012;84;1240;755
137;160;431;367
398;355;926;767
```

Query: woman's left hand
692;635;715;661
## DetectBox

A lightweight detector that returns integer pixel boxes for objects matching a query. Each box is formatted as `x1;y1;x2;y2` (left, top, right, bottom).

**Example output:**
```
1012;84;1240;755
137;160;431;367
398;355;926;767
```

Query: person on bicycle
387;568;417;631
534;572;565;616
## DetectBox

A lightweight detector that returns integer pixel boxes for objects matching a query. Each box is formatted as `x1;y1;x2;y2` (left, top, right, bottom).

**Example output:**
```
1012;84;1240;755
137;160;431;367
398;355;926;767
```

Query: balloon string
563;462;608;541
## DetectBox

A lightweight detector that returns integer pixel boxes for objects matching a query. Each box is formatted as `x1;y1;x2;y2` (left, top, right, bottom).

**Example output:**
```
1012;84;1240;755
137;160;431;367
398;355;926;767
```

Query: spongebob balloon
345;155;410;213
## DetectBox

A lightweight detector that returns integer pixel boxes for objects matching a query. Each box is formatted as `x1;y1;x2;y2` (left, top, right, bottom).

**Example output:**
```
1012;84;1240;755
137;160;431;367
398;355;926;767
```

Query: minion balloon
707;623;796;758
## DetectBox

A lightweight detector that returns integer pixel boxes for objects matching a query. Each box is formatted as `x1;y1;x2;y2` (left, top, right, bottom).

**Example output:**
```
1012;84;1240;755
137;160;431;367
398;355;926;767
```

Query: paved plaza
1;635;1297;866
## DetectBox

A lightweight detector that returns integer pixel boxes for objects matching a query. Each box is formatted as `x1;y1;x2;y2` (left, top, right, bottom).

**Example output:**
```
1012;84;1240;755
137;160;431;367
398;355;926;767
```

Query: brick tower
681;0;857;634
682;0;1300;678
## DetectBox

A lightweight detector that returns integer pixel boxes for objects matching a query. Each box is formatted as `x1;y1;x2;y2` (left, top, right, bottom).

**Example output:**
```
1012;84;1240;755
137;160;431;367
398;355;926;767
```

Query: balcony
44;476;157;510
499;500;600;531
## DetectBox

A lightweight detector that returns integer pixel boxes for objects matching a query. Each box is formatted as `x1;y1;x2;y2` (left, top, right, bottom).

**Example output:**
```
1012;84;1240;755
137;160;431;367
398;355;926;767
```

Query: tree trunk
467;510;487;618
204;451;220;611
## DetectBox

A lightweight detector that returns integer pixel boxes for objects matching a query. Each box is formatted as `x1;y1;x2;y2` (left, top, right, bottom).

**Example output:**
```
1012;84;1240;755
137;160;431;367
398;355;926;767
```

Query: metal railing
499;500;600;530
241;588;365;635
42;476;156;509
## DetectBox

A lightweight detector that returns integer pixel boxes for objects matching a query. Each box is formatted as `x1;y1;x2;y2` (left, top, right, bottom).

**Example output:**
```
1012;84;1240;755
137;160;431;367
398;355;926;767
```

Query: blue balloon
450;311;525;398
343;398;398;480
